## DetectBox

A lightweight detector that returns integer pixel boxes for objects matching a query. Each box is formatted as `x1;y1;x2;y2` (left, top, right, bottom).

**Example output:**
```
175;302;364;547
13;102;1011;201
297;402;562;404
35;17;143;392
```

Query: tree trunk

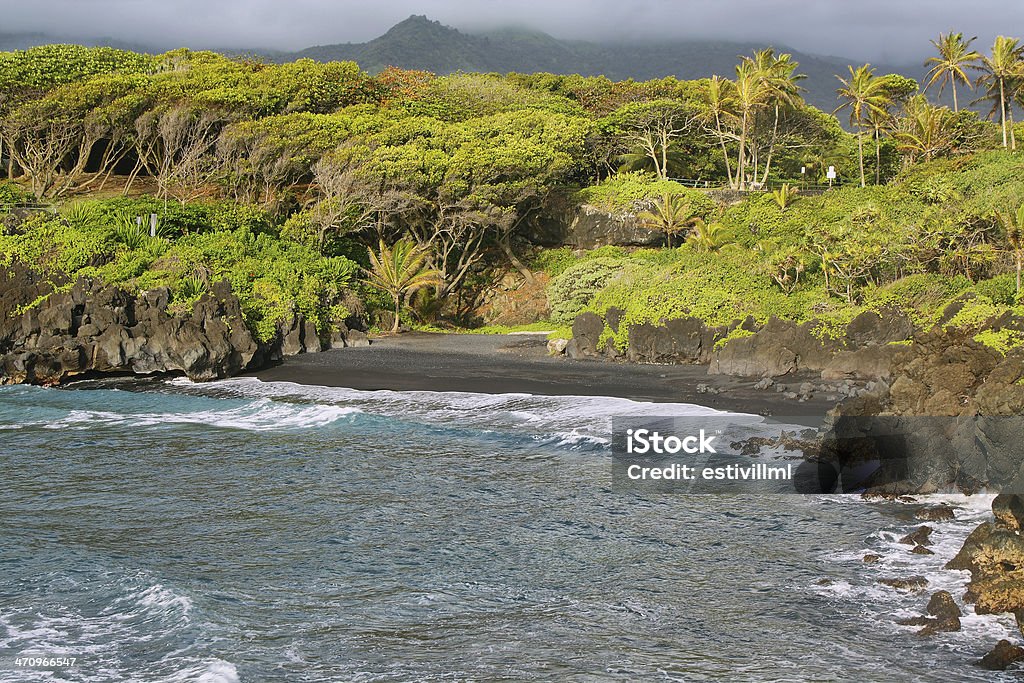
738;110;748;190
1001;79;1009;148
952;81;959;113
713;112;735;189
875;126;882;185
498;234;534;283
1011;106;1018;151
392;294;401;334
857;126;866;188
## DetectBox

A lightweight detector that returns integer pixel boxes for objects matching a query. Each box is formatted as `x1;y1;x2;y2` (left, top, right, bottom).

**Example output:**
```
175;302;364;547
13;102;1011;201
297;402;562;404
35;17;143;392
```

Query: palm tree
686;220;728;252
770;183;799;211
835;65;893;187
748;49;805;186
973;36;1024;149
891;95;960;163
697;75;739;188
993;205;1024;294
924;32;980;112
636;192;699;247
363;239;441;334
734;59;768;190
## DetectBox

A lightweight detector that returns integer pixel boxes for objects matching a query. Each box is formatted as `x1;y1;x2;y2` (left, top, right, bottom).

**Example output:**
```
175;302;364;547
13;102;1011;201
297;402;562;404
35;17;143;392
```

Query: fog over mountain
3;0;1024;64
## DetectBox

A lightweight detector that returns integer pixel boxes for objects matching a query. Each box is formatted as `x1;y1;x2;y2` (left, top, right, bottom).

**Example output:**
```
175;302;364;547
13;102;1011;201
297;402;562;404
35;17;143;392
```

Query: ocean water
0;379;1018;682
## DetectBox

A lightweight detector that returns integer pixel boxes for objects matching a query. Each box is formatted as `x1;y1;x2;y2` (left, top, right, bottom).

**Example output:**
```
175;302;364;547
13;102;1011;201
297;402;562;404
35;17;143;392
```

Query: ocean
0;379;1017;682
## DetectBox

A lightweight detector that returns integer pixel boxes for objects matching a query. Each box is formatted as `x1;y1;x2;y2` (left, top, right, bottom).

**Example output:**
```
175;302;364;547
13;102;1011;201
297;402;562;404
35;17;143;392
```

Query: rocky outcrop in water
0;262;353;385
946;494;1024;641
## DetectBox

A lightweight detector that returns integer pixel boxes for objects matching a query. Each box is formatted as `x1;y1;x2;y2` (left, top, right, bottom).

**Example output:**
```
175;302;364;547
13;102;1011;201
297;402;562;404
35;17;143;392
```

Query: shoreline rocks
0;262;363;386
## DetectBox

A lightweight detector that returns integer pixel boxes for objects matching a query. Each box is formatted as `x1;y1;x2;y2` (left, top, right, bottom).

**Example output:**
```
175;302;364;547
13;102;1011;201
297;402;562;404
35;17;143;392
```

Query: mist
4;0;1024;63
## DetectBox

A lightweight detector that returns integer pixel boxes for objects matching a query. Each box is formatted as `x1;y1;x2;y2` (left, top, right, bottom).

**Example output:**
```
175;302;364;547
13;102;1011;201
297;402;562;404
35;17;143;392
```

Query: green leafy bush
576;172;718;218
547;257;635;324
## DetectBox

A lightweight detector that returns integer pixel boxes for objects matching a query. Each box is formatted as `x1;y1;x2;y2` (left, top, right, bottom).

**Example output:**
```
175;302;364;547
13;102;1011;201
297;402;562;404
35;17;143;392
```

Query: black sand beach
252;332;836;415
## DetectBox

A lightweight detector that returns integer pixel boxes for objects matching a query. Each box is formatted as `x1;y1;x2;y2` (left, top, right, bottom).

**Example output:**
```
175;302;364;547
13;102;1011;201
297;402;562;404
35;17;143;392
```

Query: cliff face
0;262;349;386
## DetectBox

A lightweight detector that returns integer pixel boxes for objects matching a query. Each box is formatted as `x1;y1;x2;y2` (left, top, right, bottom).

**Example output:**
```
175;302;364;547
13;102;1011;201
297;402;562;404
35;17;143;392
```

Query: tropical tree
363;239;442;334
973;36;1024;149
924;32;980;112
835;65;893;187
608;100;694;180
993;205;1024;294
747;49;805;188
696;75;739;188
636;192;700;247
770;183;799;211
891;95;963;163
733;59;768;190
686;220;728;252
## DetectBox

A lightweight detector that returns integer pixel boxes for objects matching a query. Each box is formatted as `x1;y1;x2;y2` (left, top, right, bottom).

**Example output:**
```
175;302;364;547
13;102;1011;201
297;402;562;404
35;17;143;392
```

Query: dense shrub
547;257;636;324
0;200;359;343
576;172;719;218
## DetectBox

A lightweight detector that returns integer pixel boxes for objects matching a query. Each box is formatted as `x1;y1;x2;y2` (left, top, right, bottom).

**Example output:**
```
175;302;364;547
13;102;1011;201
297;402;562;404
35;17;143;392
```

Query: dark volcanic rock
820;344;912;381
845;309;914;346
978;639;1024;671
0;265;326;385
626;317;722;364
911;545;935;555
708;317;841;378
568;311;604;359
565;205;665;249
993;494;1024;531
878;576;929;592
899;526;934;547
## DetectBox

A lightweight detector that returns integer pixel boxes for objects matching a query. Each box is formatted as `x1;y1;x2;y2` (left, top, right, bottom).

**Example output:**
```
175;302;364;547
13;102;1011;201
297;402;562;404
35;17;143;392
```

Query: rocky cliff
0;262;363;386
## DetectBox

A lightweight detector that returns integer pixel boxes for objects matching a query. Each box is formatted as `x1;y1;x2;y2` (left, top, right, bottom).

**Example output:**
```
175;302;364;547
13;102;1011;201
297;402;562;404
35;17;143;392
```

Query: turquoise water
0;379;1017;682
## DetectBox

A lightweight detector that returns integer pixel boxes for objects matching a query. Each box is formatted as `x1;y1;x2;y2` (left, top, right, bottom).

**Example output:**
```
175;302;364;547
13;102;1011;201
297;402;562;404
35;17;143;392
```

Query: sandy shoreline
249;332;837;415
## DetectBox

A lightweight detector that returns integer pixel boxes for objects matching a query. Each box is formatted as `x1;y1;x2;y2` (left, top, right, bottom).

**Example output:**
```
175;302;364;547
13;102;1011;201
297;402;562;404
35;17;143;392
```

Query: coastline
248;332;838;415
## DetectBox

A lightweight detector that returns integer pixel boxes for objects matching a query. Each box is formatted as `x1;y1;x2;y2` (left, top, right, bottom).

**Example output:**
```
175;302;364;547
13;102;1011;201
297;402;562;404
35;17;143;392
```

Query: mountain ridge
287;15;926;112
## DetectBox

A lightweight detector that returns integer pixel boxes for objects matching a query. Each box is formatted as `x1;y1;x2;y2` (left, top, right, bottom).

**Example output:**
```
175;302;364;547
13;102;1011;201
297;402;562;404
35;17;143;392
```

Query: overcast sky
5;0;1024;63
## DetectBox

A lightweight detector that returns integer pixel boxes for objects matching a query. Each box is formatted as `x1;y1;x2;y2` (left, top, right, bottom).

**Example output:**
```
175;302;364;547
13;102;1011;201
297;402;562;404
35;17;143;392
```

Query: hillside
290;15;924;112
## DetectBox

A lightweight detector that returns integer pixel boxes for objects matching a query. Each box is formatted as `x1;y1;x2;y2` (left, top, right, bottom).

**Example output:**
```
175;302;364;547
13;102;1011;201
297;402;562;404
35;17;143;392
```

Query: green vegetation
0;35;1023;353
363;239;441;334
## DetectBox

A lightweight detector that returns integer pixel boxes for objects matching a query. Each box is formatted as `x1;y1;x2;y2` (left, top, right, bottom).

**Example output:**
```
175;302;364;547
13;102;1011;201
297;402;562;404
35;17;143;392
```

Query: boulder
565;204;665;249
878;576;929;592
301;319;321;353
897;591;962;636
993;494;1024;531
570;312;604;358
916;506;956;522
899;526;934;547
345;329;370;348
978;640;1024;671
547;338;569;355
709;317;841;378
627;317;710;363
845;309;914;346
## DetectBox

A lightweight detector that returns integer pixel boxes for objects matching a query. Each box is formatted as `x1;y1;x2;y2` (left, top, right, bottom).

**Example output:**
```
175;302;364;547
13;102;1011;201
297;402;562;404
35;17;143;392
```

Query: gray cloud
4;0;1024;63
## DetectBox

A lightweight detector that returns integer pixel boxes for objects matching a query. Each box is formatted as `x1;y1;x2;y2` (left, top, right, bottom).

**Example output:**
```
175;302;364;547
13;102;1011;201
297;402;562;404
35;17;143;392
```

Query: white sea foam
38;398;361;432
168;660;239;683
171;377;751;447
135;584;194;617
815;493;1017;648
